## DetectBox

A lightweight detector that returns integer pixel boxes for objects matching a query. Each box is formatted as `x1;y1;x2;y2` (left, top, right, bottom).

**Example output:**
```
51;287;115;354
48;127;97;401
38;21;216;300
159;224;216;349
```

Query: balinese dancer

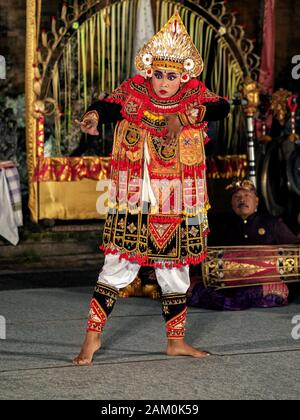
73;13;230;365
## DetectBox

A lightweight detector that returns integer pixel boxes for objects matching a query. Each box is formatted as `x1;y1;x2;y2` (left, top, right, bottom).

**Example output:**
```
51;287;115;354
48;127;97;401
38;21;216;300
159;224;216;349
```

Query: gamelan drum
202;245;300;289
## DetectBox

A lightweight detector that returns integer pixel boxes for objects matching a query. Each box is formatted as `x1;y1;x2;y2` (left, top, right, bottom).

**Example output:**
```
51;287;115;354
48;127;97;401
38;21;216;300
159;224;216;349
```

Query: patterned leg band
161;293;187;339
87;282;119;333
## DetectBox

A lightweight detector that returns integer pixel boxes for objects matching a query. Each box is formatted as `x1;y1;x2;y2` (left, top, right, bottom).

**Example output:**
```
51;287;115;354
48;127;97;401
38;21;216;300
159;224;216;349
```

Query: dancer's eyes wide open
153;70;179;81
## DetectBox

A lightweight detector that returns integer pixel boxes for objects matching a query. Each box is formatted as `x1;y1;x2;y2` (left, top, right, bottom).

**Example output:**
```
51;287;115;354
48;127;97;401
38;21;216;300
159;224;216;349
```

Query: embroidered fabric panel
87;282;119;333
202;88;220;101
179;127;205;166
161;293;187;339
102;210;208;267
87;298;107;333
149;215;181;250
109;120;209;217
109;121;144;213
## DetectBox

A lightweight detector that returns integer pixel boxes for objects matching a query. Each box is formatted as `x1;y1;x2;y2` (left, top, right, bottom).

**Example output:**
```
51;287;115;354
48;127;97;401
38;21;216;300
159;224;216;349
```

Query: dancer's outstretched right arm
75;101;122;136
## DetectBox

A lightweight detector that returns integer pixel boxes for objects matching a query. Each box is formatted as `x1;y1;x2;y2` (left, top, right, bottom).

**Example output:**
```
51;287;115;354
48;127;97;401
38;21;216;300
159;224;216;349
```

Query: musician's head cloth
225;179;258;196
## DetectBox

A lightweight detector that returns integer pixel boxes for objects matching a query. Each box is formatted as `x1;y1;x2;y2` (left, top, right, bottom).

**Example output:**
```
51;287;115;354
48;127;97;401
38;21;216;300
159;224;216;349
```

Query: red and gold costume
82;14;229;338
100;75;227;268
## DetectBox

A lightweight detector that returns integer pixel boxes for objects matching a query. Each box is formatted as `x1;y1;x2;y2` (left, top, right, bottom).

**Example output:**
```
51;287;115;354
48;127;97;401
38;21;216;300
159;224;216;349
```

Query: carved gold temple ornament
270;88;292;126
241;76;260;186
25;0;259;222
242;76;260;117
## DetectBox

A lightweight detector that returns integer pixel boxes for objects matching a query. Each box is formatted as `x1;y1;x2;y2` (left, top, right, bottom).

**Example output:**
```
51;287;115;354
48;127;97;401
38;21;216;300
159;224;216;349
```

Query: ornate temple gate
25;0;259;222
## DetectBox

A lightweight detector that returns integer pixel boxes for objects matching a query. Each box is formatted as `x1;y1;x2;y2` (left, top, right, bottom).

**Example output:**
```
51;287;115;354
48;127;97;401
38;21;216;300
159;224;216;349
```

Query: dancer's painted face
151;69;181;98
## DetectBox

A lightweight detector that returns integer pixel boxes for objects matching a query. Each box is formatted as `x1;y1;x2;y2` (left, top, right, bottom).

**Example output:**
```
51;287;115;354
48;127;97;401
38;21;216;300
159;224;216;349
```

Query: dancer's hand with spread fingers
75;110;99;136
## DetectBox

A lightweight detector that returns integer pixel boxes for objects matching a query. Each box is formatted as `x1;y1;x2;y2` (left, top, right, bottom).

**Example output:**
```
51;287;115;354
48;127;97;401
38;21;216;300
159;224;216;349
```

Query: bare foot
73;331;101;366
166;339;210;358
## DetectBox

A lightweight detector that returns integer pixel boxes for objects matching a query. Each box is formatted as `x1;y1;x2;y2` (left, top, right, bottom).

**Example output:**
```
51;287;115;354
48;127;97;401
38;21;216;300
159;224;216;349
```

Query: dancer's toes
191;349;210;358
72;356;93;366
166;340;210;358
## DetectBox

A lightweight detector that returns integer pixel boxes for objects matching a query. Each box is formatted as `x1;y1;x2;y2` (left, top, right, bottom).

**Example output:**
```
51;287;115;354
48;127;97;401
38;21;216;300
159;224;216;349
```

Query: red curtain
259;0;275;94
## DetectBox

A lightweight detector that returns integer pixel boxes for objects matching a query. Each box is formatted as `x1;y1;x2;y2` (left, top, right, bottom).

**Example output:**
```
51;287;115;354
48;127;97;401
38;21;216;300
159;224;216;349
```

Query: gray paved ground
0;286;300;400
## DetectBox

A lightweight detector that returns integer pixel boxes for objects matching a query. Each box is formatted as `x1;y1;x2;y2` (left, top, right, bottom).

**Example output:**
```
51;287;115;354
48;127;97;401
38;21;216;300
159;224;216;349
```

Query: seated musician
187;179;299;310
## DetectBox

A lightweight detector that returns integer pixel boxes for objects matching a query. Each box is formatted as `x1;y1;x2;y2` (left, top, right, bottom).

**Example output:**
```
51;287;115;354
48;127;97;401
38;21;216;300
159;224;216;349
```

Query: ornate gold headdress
135;13;203;83
226;179;257;195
